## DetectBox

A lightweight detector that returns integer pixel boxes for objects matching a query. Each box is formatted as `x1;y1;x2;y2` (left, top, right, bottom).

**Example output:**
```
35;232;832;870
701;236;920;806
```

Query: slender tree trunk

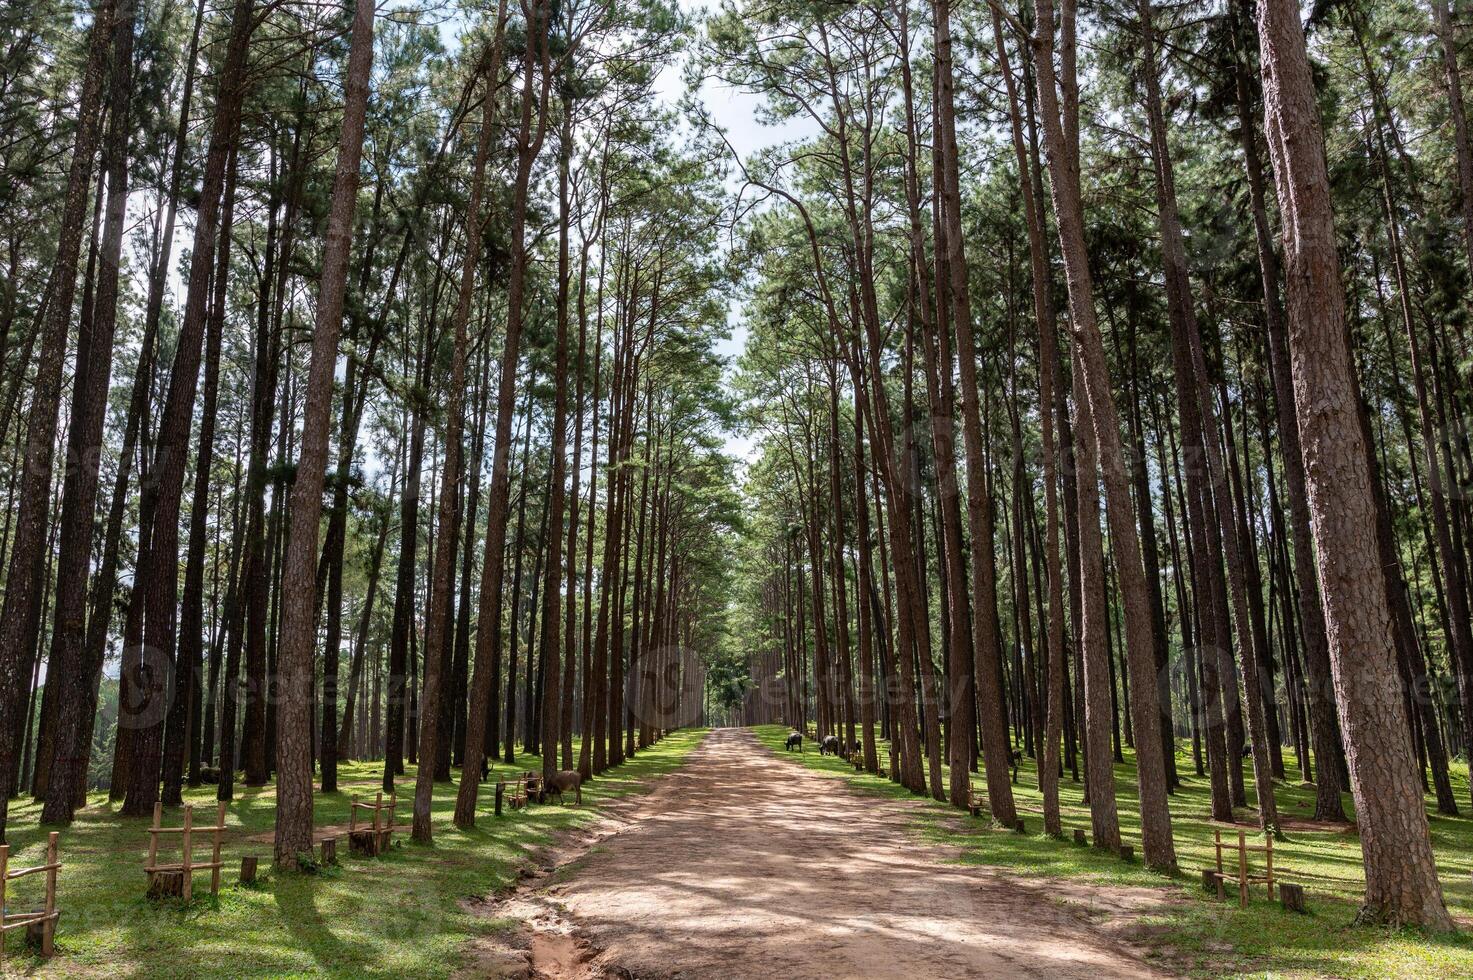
455;0;554;825
1138;0;1278;834
1031;0;1176;870
39;0;148;822
1230;0;1346;822
413;13;503;841
163;149;236;806
0;0;116;839
120;0;255;817
273;0;375;866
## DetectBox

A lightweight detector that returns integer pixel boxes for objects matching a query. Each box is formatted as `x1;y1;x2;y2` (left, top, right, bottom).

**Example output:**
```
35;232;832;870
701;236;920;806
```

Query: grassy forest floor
0;728;707;978
754;724;1473;978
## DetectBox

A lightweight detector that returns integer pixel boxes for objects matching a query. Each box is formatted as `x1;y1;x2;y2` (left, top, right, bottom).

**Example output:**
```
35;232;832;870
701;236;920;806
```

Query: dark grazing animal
820;735;841;756
544;769;583;805
785;732;804;752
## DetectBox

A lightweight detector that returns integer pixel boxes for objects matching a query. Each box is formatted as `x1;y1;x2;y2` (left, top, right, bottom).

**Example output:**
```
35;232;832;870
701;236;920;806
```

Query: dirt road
479;727;1173;978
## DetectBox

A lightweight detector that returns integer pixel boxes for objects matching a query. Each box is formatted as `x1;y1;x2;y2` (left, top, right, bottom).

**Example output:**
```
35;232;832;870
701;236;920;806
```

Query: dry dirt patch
469;728;1180;978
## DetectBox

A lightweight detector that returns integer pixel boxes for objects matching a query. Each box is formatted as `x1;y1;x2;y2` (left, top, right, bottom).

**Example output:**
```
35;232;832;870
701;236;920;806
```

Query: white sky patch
661;1;818;473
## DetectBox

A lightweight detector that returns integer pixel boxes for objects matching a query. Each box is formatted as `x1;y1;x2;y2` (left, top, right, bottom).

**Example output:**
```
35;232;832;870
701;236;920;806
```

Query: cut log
1073;829;1088;846
320;837;338;866
147;870;185;900
1280;881;1307;914
1201;869;1222;894
349;829;381;857
240;856;259;884
1118;845;1134;862
26;916;55;958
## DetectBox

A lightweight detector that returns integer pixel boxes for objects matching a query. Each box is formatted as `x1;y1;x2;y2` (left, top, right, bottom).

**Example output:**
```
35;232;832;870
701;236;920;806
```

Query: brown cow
543;769;582;805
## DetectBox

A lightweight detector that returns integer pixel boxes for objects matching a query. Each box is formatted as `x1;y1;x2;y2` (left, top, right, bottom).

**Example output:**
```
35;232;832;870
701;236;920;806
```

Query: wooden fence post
147;803;162;890
1;842;9;960
1237;831;1248;908
1265;833;1275;901
212;803;225;896
41;832;58;956
181;804;194;903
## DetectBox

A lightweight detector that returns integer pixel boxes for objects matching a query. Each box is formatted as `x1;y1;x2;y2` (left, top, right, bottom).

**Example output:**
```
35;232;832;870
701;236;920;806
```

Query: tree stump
147;870;185;900
26;917;55;958
349;830;381;857
1280;882;1307;914
1013;819;1026;834
1201;869;1221;894
1118;845;1134;862
1073;829;1087;846
240;856;259;884
320;837;338;867
495;782;505;817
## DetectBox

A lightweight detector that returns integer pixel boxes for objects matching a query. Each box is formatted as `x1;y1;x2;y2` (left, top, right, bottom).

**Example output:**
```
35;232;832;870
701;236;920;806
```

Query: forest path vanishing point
469;728;1178;979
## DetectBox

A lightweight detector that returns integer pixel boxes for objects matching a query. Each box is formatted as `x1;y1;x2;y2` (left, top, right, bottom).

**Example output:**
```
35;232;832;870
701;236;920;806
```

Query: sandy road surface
476;727;1173;978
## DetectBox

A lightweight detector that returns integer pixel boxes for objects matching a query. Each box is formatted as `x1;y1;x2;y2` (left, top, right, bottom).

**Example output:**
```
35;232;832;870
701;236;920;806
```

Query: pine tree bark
455;0;554;826
413;18;502;840
39;0;144;822
273;0;375;867
1030;0;1176;869
1254;0;1451;929
163;149;236;806
0;0;115;840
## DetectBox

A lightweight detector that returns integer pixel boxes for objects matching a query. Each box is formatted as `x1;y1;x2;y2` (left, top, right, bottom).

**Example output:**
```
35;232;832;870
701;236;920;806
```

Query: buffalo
543;769;583;805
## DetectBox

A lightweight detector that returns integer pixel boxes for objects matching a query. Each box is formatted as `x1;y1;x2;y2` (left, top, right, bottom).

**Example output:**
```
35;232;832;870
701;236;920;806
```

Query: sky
661;1;818;471
67;0;794;685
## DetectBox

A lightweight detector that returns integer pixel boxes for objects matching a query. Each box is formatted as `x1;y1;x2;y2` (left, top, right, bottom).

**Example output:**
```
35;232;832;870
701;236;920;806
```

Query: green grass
754;724;1473;978
0;729;707;978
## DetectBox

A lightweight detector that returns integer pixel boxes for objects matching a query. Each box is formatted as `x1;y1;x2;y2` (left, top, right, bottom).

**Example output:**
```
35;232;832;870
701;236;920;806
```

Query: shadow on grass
750;723;1473;979
0;728;708;978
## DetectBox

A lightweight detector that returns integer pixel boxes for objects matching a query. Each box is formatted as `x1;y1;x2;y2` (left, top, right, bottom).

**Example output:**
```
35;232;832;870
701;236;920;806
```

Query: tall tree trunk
1433;0;1473;291
934;0;1016;821
991;7;1067;832
0;0;116;840
455;0;554;826
273;0;375;867
162;149;236;806
39;0;146;822
1230;0;1345;822
1030;0;1177;870
1138;0;1278;834
1254;0;1451;929
413;16;503;840
119;0;255;817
